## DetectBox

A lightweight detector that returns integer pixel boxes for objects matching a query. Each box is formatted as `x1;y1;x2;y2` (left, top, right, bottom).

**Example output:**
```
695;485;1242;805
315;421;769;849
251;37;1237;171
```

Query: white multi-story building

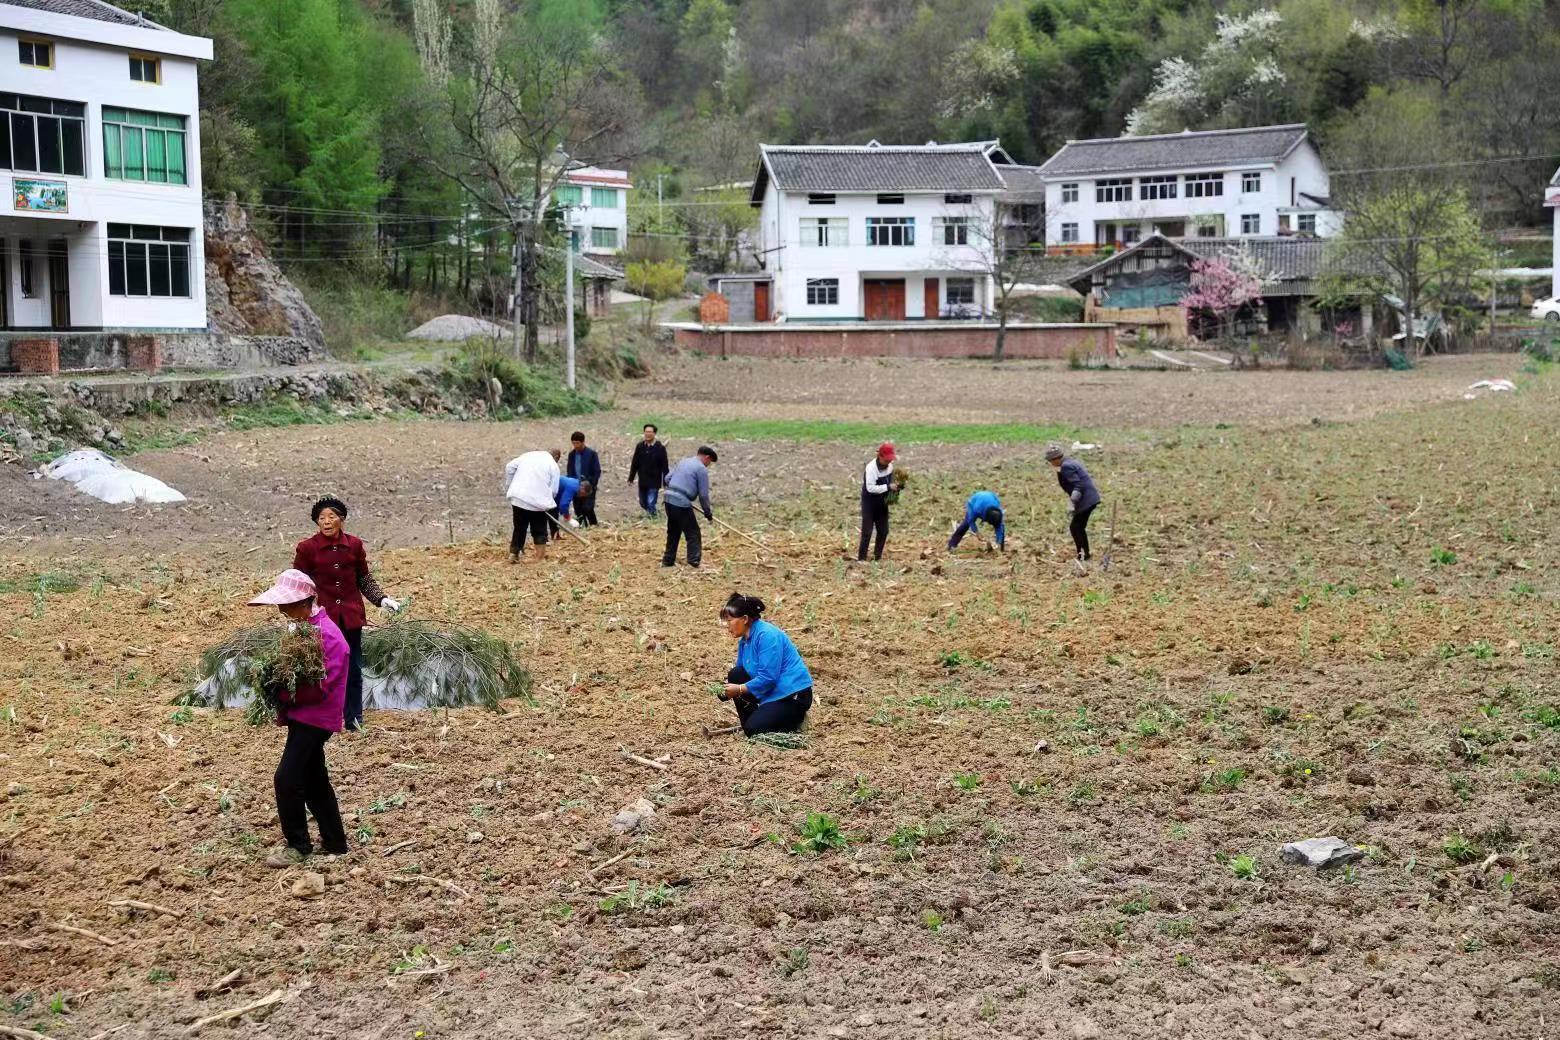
1037;124;1339;253
0;0;212;332
1545;166;1559;301
555;165;630;257
745;141;1014;322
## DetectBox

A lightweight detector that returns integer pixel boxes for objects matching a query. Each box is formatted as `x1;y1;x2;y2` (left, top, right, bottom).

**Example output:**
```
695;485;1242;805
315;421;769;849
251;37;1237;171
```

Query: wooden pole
710;515;771;553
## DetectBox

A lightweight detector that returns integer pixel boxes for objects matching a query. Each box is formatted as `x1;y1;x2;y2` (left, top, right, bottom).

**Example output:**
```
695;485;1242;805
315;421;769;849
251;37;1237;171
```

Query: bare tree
938;205;1053;361
413;0;640;360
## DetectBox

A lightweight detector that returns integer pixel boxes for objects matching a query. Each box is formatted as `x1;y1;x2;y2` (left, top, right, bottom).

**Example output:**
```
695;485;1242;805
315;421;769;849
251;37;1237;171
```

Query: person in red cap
247;569;351;868
857;442;901;562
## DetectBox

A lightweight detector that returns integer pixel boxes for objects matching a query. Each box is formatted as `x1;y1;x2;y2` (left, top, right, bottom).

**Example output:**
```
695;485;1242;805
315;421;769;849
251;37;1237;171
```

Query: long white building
0;0;211;332
745;141;1011;322
1037;124;1338;253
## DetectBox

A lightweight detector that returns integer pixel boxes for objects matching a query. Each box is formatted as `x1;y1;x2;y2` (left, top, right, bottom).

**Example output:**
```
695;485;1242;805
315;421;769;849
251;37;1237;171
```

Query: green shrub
441;341;598;418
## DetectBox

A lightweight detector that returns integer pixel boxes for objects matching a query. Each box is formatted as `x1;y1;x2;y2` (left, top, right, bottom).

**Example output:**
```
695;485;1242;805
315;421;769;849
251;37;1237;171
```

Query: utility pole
564;205;577;390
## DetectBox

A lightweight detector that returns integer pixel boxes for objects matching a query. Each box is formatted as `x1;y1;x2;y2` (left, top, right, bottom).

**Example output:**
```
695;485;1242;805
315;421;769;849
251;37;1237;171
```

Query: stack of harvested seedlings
194;622;324;725
886;466;910;506
361;619;530;711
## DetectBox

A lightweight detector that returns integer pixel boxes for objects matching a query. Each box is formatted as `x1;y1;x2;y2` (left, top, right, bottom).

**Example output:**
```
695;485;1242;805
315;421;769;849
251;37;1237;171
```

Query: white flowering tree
1127;11;1293;134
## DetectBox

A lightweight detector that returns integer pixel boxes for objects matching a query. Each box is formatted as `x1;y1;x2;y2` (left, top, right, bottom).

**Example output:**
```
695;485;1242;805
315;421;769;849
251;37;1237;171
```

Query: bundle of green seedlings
360;619;530;710
194;622;325;725
885;466;910;506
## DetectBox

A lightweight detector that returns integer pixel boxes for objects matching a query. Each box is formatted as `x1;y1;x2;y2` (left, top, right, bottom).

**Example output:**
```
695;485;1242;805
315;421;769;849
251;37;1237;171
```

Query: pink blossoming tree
1182;255;1265;344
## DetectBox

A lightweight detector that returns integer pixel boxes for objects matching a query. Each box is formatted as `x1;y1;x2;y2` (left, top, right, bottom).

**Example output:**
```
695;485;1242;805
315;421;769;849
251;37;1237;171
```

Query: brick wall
12;338;60;375
673;323;1116;361
126;335;162;374
698;292;730;324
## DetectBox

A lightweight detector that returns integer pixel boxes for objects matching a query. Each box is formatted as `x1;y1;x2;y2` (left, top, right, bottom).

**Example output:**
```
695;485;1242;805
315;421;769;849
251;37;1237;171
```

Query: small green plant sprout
921;909;945;931
849;774;881;805
889;823;928;859
169;705;194;725
1134;716;1162;738
493;937;515;953
1010;777;1048;798
391;944;434;974
1449;775;1474;801
1430;547;1457;566
1443;833;1483;864
1067;781;1097;805
1284;760;1321;784
953;772;982;791
1260;705;1291;726
1204;767;1247;793
781;946;809;977
1228;854;1260;880
791;812;848;854
354;821;376;843
48;991;67;1014
146;967;175;984
367;792;408;814
938;650;969;669
542;902;574;922
598;881;676;915
1118;891;1153;915
1175;952;1194;968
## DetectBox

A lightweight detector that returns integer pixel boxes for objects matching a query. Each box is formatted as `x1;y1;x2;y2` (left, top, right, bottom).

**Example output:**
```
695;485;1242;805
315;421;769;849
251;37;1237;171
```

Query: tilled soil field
1;358;1557;1039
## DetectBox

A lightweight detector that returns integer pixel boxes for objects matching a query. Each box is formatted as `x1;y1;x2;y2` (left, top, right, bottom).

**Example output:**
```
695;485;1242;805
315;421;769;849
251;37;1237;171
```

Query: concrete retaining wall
670;322;1115;360
2;332;322;375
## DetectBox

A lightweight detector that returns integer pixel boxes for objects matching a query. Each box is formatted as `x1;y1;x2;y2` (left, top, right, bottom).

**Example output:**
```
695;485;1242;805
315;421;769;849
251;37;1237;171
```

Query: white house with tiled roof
1037;124;1339;253
745;140;1017;322
0;0;211;334
555;165;630;257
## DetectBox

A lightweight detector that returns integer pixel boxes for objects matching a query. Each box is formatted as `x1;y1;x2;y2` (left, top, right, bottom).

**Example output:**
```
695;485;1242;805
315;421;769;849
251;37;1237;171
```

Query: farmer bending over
247;569;349;868
1046;443;1100;565
504;448;561;562
719;592;814;735
662;445;717;568
948;490;1005;552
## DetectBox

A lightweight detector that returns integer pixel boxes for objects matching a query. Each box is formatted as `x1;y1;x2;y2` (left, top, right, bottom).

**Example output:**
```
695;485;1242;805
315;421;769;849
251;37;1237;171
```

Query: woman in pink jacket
248;569;351;868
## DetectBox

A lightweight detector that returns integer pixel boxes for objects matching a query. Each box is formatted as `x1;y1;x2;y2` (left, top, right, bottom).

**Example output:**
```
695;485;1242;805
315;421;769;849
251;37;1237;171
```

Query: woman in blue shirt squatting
718;593;814;736
948;490;1005;553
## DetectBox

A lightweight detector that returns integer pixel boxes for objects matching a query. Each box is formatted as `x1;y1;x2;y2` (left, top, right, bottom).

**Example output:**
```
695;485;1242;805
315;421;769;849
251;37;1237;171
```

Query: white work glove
568;517;579;528
381;598;401;613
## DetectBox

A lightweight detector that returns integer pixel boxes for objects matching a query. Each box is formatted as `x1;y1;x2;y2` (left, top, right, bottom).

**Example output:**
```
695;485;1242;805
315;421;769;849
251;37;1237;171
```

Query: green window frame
590;226;618;249
102;107;186;184
589;186;618;208
555;184;582;205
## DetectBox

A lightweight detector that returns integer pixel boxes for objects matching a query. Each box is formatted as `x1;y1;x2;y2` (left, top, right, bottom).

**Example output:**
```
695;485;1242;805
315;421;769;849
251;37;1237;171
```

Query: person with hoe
293;496;400;732
948;490;1005;553
717;592;814;736
858;441;901;562
567;432;602;527
505;448;561;563
662;445;717;568
549;473;591;538
1046;443;1101;567
627;423;670;518
248;569;350;868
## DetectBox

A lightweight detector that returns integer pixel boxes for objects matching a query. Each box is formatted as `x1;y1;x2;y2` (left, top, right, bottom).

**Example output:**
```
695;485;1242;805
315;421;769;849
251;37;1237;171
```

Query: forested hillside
116;0;1560;315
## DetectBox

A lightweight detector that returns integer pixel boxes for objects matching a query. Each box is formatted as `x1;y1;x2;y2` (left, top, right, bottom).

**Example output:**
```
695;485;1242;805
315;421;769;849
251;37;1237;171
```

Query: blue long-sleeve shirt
964;490;1005;547
556;476;581;517
1058;459;1100;512
567;447;601;489
663;456;712;517
735;619;813;704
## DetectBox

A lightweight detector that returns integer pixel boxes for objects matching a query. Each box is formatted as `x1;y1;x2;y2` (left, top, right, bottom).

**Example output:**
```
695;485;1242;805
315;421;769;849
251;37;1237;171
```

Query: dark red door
753;282;770;322
923;278;939;320
864;279;906;321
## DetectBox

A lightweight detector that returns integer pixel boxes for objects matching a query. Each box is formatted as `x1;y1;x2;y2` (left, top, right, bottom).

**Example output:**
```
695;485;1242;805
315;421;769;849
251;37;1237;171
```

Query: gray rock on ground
1280;836;1365;869
405;314;511;342
612;797;657;835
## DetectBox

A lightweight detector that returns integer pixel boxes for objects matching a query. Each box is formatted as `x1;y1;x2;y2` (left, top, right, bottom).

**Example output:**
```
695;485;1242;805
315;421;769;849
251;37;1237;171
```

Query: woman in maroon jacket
293;497;399;731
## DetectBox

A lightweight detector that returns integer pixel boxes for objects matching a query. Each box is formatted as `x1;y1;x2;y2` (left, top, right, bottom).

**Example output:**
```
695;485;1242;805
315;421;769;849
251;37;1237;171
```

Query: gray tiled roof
2;0;164;27
1068;233;1363;298
1038;125;1310;178
759;143;1008;194
575;253;623;280
997;164;1047;197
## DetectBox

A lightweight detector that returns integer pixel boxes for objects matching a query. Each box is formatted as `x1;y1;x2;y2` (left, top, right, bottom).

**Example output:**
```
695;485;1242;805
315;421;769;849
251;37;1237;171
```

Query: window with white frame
18;40;52;68
1241;171;1261;193
1060;183;1079;204
1122;226;1141;244
0;92;86;176
1240;213;1260;235
1095;178;1131;203
1185;172;1224;198
102;107;188;184
867;216;914;246
936;216;969;246
590;187;619;208
945;278;975;306
1060;222;1079;243
129;55;160;83
805;278;839;305
1139;175;1177;200
800;217;847;247
555;184;582;205
590;226;618;249
807;193;835;205
107;224;191;298
1297;213;1317;235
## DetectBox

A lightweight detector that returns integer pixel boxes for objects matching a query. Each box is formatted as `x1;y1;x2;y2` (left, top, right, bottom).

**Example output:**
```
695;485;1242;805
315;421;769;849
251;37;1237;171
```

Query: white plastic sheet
42;449;186;505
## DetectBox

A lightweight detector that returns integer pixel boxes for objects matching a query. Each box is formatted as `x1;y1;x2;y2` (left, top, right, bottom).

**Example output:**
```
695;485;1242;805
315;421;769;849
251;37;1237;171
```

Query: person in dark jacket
1046;444;1101;563
627;424;670;518
293;496;399;732
662;446;717;567
718;592;814;736
567;432;602;526
857;442;900;562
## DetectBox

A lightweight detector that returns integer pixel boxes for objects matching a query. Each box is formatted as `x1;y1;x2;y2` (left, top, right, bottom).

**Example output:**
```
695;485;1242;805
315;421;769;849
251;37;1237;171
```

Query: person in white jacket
504;449;561;562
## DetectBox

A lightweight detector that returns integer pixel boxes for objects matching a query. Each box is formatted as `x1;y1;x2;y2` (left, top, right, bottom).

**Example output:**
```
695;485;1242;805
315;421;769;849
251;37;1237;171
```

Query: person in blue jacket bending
948;490;1005;552
718;592;814;735
548;474;590;539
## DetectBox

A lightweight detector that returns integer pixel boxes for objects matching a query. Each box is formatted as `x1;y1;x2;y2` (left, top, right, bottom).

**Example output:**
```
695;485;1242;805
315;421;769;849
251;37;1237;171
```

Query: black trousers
663;503;702;566
858;495;889;561
510;506;548;554
343;626;363;729
575;495;599;526
1071;503;1096;559
727;666;813;735
547;506;562;541
275;721;347;856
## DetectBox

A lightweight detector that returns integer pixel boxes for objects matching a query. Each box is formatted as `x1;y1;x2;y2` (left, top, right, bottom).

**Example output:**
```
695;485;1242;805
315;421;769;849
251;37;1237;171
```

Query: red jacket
293;531;383;631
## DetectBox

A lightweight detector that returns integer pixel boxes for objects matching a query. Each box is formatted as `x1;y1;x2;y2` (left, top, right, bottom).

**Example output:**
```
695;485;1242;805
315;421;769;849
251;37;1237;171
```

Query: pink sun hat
248;568;317;606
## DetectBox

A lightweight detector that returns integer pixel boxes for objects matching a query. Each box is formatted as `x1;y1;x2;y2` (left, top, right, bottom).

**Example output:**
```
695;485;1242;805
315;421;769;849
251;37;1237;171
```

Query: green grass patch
629;418;1075;446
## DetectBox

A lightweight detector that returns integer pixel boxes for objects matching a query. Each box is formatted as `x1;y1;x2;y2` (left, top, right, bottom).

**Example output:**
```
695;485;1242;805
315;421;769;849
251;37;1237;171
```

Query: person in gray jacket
1046;443;1101;563
662;446;718;567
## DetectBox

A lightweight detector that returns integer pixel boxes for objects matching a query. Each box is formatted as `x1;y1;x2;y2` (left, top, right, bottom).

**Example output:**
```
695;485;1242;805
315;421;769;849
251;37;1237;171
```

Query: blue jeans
637;484;660;517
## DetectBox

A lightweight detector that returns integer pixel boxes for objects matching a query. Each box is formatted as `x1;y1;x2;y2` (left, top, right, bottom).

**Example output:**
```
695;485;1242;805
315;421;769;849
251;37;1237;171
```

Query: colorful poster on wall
14;178;68;213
